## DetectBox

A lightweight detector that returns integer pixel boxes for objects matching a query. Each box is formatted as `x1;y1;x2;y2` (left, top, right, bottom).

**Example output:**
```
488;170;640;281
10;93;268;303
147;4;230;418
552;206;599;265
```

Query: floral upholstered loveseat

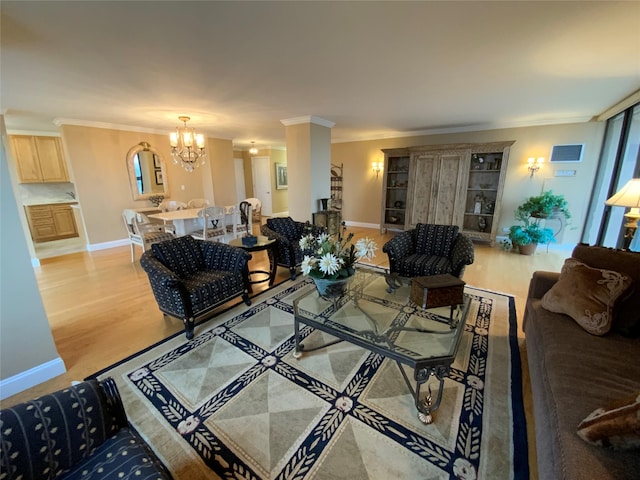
0;378;172;479
382;223;474;279
140;235;251;340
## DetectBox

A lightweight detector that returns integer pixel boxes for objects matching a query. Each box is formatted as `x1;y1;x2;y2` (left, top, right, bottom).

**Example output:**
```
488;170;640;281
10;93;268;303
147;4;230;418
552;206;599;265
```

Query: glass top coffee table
293;267;470;424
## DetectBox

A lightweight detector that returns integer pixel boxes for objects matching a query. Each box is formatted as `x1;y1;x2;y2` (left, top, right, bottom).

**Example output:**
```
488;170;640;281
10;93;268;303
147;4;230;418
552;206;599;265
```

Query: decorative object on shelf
169;116;206;172
483;200;495;214
249;141;258;155
605;178;640;252
474;193;485;214
477;216;487;232
394;200;404;208
527;157;544;177
149;195;164;207
320;198;329;210
299;223;377;296
372;161;383;178
471;153;486;170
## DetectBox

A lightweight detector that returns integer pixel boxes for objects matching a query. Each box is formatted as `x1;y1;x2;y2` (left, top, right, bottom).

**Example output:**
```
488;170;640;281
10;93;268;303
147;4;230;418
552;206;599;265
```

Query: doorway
252;156;272;216
234;158;246;203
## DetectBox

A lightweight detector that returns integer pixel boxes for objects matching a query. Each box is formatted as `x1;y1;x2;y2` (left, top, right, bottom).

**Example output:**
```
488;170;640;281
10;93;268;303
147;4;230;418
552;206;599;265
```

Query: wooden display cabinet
380;149;410;233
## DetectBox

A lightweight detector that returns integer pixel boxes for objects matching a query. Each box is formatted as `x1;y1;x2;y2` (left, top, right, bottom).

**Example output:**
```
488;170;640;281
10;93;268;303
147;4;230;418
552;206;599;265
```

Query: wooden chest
410;274;465;309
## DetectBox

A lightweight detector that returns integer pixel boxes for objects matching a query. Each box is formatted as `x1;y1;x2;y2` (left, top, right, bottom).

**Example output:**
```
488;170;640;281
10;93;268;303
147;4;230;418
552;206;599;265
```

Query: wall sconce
372;161;383;178
527;157;544;177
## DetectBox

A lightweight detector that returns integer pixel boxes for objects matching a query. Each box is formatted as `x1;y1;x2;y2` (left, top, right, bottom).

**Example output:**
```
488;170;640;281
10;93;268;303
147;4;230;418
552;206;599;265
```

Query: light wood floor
2;225;572;478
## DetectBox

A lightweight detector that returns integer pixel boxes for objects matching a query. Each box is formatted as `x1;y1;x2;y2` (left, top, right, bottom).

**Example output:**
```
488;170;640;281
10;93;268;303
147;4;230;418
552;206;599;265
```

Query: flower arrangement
299;224;377;280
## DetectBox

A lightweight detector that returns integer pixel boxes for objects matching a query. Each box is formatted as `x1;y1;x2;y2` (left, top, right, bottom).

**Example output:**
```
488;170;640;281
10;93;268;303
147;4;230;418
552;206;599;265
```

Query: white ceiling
2;1;639;149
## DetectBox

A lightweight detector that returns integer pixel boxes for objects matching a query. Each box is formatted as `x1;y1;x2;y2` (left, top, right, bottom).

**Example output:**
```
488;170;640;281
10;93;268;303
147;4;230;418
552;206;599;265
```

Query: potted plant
518;190;571;220
508;194;565;255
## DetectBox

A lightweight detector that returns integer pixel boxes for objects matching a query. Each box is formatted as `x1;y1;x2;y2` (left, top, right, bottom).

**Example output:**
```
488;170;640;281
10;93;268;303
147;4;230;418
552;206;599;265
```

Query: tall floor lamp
605;178;640;252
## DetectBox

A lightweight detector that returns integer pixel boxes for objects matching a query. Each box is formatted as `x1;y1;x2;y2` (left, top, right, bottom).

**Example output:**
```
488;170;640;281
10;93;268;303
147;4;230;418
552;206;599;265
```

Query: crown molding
53;118;168;135
280;115;335;128
330;116;595;144
596;90;640;121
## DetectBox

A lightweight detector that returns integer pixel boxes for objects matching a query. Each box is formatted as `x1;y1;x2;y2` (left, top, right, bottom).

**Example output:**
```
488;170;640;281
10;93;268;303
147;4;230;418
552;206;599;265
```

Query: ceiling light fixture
249;142;259;155
169;116;206;172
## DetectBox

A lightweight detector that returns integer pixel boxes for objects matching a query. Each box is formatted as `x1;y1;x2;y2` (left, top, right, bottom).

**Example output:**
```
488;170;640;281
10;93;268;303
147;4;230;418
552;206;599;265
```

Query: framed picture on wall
153;154;161;169
276;163;288;190
155;170;163;185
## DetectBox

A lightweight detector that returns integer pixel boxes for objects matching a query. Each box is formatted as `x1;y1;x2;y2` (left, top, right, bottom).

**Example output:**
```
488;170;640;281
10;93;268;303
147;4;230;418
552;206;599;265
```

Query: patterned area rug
90;277;528;480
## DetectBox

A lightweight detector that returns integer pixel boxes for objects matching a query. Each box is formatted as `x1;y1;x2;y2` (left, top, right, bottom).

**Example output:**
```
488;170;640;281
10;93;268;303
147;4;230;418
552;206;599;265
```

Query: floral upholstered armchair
140;235;251;339
261;217;325;280
0;378;172;480
382;223;474;281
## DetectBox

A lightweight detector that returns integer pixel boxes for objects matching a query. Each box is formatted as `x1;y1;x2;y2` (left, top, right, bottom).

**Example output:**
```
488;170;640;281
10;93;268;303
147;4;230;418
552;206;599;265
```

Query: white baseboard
344;220;380;230
87;239;128;251
0;357;67;400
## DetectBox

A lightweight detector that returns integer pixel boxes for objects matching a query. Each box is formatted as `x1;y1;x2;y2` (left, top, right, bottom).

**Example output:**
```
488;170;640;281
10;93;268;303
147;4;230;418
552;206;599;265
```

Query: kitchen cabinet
11;135;70;183
25;203;79;242
381;141;513;243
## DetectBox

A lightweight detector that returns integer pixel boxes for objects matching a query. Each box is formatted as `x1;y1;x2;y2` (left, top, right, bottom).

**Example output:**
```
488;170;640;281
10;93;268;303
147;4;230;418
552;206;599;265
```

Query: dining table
148;206;241;237
148;208;203;236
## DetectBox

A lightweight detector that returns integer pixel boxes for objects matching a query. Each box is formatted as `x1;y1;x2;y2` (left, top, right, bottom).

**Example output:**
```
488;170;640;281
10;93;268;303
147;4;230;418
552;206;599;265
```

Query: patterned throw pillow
151;235;204;278
577;392;640;450
541;258;632;335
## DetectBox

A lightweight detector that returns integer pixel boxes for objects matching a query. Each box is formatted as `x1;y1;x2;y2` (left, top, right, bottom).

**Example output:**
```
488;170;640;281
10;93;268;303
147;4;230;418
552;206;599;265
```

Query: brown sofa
523;244;640;480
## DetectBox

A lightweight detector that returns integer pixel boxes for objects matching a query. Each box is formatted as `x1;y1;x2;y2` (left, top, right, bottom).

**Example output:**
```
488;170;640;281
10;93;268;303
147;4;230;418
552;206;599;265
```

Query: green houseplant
518;190;571;220
507;191;571;255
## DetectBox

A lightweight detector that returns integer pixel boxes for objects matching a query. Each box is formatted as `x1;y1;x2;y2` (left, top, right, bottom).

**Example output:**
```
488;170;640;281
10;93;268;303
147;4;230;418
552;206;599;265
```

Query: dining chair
158;200;187;212
189;206;227;242
122;209;175;262
224;203;252;240
187;198;211;209
244;197;262;223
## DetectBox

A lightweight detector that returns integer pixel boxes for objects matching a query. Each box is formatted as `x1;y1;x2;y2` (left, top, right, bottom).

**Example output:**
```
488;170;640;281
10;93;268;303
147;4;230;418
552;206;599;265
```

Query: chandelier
249;141;258;155
169;116;206;172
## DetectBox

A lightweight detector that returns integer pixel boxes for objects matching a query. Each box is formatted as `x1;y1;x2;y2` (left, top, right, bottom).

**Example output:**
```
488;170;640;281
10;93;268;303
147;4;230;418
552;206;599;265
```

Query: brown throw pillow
577;392;640;450
541;258;632;335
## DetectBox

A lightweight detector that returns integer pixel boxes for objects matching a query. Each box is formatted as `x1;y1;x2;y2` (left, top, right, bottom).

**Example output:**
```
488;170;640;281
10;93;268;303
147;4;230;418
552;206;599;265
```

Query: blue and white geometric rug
91;277;528;480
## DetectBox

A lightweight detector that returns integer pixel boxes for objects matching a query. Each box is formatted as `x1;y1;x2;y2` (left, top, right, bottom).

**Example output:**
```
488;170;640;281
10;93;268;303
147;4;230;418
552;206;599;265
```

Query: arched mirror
126;142;170;201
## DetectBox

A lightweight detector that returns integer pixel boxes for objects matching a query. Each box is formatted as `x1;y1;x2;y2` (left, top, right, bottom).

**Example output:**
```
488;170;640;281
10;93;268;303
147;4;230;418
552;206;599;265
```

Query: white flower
317;232;330;244
301;255;318;275
318;253;340;275
453;458;476;480
299;234;314;250
355;237;377;260
177;415;200;435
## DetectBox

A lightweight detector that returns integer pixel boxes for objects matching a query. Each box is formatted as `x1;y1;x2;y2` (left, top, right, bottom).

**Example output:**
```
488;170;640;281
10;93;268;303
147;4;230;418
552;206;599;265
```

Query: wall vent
550;144;584;163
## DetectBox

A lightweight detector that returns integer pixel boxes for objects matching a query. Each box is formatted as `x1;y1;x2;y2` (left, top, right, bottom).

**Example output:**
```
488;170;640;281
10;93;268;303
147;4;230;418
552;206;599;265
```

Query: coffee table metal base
293;316;452;425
